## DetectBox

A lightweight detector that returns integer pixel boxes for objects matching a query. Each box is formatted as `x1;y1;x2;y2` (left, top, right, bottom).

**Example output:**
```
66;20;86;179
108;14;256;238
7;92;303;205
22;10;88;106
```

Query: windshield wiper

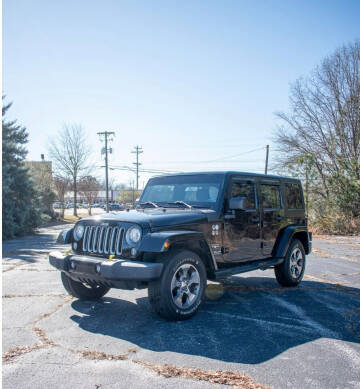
167;201;192;209
139;201;159;208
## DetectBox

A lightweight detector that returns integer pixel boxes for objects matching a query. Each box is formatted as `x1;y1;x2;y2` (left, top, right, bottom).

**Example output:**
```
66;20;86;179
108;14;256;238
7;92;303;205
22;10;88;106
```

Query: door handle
250;216;260;223
275;216;284;221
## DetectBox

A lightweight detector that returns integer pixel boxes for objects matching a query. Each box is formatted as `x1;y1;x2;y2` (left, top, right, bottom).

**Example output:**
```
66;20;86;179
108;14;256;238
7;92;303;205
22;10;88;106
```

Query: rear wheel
275;239;306;287
148;250;207;321
61;272;110;300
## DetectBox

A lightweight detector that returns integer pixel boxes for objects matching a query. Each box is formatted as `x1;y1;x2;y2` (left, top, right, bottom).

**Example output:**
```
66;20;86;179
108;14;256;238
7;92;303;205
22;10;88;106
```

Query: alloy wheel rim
290;247;304;278
171;263;201;309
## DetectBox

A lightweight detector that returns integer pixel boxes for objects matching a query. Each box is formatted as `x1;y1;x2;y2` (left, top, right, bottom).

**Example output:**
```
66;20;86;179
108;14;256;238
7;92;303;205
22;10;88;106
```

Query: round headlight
73;224;85;241
126;226;142;245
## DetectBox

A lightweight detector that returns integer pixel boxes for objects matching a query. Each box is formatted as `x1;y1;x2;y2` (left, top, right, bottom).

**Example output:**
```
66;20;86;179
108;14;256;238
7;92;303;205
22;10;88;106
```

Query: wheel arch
169;240;217;279
139;230;217;279
272;226;311;258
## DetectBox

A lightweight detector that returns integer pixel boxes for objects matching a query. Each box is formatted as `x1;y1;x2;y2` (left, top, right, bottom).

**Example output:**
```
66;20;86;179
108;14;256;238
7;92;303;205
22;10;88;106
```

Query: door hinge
221;247;229;254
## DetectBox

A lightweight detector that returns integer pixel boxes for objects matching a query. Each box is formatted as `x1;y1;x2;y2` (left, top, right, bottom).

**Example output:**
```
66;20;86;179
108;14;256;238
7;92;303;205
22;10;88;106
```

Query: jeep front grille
82;225;125;256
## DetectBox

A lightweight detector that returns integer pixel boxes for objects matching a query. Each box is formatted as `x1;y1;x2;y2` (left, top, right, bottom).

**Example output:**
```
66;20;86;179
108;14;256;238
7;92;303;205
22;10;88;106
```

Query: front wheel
148;250;207;321
61;272;110;300
275;239;306;287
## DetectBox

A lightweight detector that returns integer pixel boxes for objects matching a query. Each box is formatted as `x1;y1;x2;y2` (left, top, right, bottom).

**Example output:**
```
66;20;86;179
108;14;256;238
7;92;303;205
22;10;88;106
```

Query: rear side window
285;183;303;209
230;181;256;209
260;184;281;209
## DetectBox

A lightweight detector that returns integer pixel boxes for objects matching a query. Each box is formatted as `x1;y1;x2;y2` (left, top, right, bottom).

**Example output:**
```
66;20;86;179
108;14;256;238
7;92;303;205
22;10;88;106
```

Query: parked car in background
109;203;123;211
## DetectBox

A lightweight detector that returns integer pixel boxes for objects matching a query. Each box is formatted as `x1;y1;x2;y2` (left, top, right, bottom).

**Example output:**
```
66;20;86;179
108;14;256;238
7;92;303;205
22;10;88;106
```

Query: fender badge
212;224;219;235
108;254;115;261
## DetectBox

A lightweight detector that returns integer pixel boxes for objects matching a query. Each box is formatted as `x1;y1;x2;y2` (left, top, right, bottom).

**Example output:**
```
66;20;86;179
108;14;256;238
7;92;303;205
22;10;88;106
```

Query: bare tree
49;124;93;216
53;175;70;218
274;40;360;219
78;176;101;216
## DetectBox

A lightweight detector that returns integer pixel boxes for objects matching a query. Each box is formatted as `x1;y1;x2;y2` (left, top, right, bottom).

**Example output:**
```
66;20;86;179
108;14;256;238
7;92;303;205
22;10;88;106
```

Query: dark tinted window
285;183;303;209
231;181;256;209
260;184;281;209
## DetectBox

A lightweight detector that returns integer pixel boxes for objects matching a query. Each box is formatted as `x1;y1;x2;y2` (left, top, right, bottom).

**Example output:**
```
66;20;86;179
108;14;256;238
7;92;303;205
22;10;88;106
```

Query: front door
259;181;284;256
222;178;263;262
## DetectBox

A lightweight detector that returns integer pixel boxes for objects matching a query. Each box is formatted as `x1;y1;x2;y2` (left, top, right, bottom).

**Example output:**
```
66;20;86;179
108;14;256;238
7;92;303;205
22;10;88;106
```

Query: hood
81;208;214;230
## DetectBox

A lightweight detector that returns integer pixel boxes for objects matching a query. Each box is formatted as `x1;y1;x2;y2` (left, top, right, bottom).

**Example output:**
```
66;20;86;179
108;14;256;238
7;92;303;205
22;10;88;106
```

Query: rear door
259;180;284;256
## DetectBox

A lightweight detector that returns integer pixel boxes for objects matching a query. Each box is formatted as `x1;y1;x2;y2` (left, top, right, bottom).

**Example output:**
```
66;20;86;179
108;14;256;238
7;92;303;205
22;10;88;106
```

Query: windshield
140;174;224;210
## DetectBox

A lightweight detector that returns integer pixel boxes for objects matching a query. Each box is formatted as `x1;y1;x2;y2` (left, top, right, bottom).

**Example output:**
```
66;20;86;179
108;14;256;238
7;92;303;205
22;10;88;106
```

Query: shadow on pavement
70;276;360;364
2;233;70;263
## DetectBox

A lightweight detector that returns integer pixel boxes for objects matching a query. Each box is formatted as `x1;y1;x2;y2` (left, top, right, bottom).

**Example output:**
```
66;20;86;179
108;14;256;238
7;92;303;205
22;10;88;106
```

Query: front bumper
49;251;163;289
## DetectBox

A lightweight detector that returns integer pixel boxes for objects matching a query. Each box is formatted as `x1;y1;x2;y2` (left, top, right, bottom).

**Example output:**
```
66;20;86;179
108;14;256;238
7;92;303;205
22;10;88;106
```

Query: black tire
275;239;306;287
148;250;207;321
61;272;110;300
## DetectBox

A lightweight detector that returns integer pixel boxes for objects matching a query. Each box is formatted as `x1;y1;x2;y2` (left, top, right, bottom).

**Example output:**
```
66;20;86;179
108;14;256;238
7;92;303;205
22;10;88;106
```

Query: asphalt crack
133;359;271;389
3;294;271;388
69;349;130;361
3;293;68;298
3;296;72;364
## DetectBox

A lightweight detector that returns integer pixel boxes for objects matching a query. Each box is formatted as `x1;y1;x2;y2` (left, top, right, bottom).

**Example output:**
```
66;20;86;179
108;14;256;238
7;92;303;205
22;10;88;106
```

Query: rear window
260;184;281;209
285;183;303;209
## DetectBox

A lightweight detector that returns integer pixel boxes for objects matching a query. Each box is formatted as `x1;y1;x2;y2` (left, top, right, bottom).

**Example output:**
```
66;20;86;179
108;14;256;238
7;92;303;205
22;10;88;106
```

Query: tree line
3;40;359;238
274;40;360;234
2;105;102;239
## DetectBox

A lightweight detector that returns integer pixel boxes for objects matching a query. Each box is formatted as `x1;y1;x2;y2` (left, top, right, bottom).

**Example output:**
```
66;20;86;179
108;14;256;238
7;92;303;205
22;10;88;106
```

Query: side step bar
213;257;284;281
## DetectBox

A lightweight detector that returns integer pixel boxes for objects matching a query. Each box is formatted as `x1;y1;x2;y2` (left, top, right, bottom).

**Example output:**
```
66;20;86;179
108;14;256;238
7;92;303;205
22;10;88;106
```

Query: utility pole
264;145;269;174
98;131;115;213
131;145;143;191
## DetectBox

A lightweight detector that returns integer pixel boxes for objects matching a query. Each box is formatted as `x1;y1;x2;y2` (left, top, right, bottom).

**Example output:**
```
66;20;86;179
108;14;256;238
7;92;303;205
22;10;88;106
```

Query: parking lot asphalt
2;224;360;389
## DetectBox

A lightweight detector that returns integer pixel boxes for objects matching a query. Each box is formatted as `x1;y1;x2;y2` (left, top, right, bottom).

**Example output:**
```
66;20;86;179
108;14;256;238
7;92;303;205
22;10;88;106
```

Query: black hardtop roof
151;171;301;182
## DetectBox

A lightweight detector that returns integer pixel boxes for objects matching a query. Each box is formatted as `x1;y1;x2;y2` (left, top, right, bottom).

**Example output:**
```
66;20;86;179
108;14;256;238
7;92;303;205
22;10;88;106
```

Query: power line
106;165;181;174
146;146;266;165
201;146;266;163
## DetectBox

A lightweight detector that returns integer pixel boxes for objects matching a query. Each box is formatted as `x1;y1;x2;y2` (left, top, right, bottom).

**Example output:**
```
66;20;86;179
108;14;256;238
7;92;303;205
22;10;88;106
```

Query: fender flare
138;230;218;271
272;226;311;258
57;228;73;244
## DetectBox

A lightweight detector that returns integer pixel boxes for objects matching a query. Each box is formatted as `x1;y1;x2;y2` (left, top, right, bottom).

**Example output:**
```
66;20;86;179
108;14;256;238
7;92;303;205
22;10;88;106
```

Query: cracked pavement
2;224;360;388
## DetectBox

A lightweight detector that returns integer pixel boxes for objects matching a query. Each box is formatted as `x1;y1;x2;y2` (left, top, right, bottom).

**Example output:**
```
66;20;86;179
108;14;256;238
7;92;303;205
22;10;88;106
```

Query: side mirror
229;197;247;211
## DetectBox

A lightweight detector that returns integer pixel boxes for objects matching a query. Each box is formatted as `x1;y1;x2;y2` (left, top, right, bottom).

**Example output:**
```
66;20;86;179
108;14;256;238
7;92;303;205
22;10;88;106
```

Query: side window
260;184;281;209
285;183;303;209
230;181;256;210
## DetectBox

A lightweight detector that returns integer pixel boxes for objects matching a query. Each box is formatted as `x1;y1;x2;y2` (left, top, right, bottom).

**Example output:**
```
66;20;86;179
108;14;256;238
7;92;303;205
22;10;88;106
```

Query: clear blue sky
3;0;360;187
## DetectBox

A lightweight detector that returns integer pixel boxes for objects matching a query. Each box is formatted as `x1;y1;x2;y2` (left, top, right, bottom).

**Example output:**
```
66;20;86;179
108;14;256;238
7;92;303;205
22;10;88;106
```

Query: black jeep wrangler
49;172;312;320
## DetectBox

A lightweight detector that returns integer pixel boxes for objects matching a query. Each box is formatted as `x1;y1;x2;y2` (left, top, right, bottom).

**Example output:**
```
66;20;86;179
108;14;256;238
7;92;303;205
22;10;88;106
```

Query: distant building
65;190;121;203
25;160;53;182
24;157;53;213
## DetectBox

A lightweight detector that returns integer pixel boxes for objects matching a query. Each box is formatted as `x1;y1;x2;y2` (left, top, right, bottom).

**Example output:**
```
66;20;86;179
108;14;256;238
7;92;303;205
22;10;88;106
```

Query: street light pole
98;131;115;213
